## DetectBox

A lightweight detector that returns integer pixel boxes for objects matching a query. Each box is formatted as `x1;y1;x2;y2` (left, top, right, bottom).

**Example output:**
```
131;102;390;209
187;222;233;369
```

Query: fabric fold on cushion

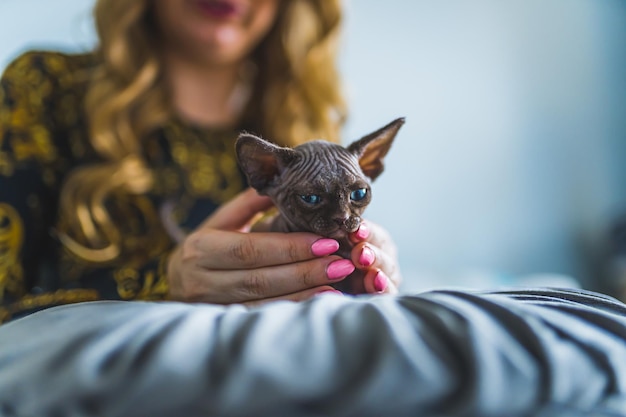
1;288;626;417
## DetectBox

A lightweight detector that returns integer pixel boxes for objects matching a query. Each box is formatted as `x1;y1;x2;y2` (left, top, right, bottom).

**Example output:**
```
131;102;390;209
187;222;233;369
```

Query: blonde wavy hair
59;0;346;262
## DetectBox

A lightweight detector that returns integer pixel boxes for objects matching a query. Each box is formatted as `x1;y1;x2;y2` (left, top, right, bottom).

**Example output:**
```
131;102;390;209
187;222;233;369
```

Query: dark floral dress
0;51;247;323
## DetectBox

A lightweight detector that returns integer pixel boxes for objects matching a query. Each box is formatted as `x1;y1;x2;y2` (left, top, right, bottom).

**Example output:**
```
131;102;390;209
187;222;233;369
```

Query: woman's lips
193;0;244;20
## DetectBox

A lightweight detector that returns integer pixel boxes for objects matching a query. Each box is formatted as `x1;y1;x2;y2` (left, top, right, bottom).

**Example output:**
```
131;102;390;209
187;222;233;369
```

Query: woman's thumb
202;188;274;231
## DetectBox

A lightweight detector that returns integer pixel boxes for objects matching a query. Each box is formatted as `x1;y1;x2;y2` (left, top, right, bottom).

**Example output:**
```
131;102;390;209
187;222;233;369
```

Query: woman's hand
167;189;351;306
348;220;401;294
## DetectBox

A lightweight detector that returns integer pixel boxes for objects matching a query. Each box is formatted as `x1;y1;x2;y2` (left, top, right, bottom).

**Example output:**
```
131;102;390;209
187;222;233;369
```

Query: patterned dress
0;51;248;323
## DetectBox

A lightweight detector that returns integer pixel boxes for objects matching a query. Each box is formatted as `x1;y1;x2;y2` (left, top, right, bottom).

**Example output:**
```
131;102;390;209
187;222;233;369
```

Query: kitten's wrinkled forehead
235;117;404;193
288;140;363;184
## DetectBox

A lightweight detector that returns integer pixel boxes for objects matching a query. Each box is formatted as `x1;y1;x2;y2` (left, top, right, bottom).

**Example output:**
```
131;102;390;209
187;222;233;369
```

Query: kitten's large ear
236;133;298;192
347;117;405;181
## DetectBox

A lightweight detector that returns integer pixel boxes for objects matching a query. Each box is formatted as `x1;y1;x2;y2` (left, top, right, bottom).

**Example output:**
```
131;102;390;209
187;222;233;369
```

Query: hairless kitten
236;117;404;293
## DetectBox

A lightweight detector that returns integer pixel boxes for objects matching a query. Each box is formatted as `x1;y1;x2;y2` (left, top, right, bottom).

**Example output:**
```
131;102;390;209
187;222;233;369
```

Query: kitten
235;117;404;293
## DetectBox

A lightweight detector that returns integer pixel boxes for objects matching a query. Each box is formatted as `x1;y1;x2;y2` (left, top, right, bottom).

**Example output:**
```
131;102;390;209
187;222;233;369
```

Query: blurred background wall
1;0;625;294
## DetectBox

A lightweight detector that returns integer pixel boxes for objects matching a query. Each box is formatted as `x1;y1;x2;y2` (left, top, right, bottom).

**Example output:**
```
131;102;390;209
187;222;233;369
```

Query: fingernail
326;259;356;281
374;270;388;292
355;222;369;240
359;246;375;267
311;239;340;257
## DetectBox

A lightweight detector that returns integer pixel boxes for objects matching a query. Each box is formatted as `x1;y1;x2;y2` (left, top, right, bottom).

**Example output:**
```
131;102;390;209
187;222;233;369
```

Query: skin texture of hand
349;220;401;295
167;189;350;306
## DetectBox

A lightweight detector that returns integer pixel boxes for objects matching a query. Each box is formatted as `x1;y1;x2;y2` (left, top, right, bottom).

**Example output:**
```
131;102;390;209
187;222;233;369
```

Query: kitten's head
236;118;404;239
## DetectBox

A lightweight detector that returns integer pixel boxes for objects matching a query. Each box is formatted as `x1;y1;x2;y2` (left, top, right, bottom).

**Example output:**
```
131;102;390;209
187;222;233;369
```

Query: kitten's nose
335;215;360;232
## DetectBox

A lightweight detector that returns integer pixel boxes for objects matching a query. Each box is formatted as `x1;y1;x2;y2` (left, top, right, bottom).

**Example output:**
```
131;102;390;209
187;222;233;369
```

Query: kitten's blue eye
350;188;368;201
300;194;321;204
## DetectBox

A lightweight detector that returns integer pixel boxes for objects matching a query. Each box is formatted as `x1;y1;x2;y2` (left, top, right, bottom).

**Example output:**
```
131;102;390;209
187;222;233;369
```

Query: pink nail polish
355;222;369;240
374;270;388;292
326;259;356;280
311;239;339;257
359;246;375;267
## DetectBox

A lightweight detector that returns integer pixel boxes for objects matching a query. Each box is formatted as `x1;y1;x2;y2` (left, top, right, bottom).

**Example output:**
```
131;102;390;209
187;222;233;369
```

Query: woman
0;0;400;323
4;4;626;417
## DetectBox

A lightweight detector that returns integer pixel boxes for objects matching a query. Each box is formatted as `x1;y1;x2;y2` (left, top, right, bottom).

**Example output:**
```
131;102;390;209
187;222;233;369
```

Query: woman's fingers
361;268;399;295
350;242;400;286
202;188;274;231
188;255;354;304
352;240;397;277
350;220;397;259
187;229;340;270
349;220;402;292
169;228;349;302
169;190;404;303
167;188;355;304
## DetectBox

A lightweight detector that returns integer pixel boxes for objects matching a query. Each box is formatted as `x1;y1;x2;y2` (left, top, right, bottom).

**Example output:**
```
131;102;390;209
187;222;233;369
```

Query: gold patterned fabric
0;51;247;323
